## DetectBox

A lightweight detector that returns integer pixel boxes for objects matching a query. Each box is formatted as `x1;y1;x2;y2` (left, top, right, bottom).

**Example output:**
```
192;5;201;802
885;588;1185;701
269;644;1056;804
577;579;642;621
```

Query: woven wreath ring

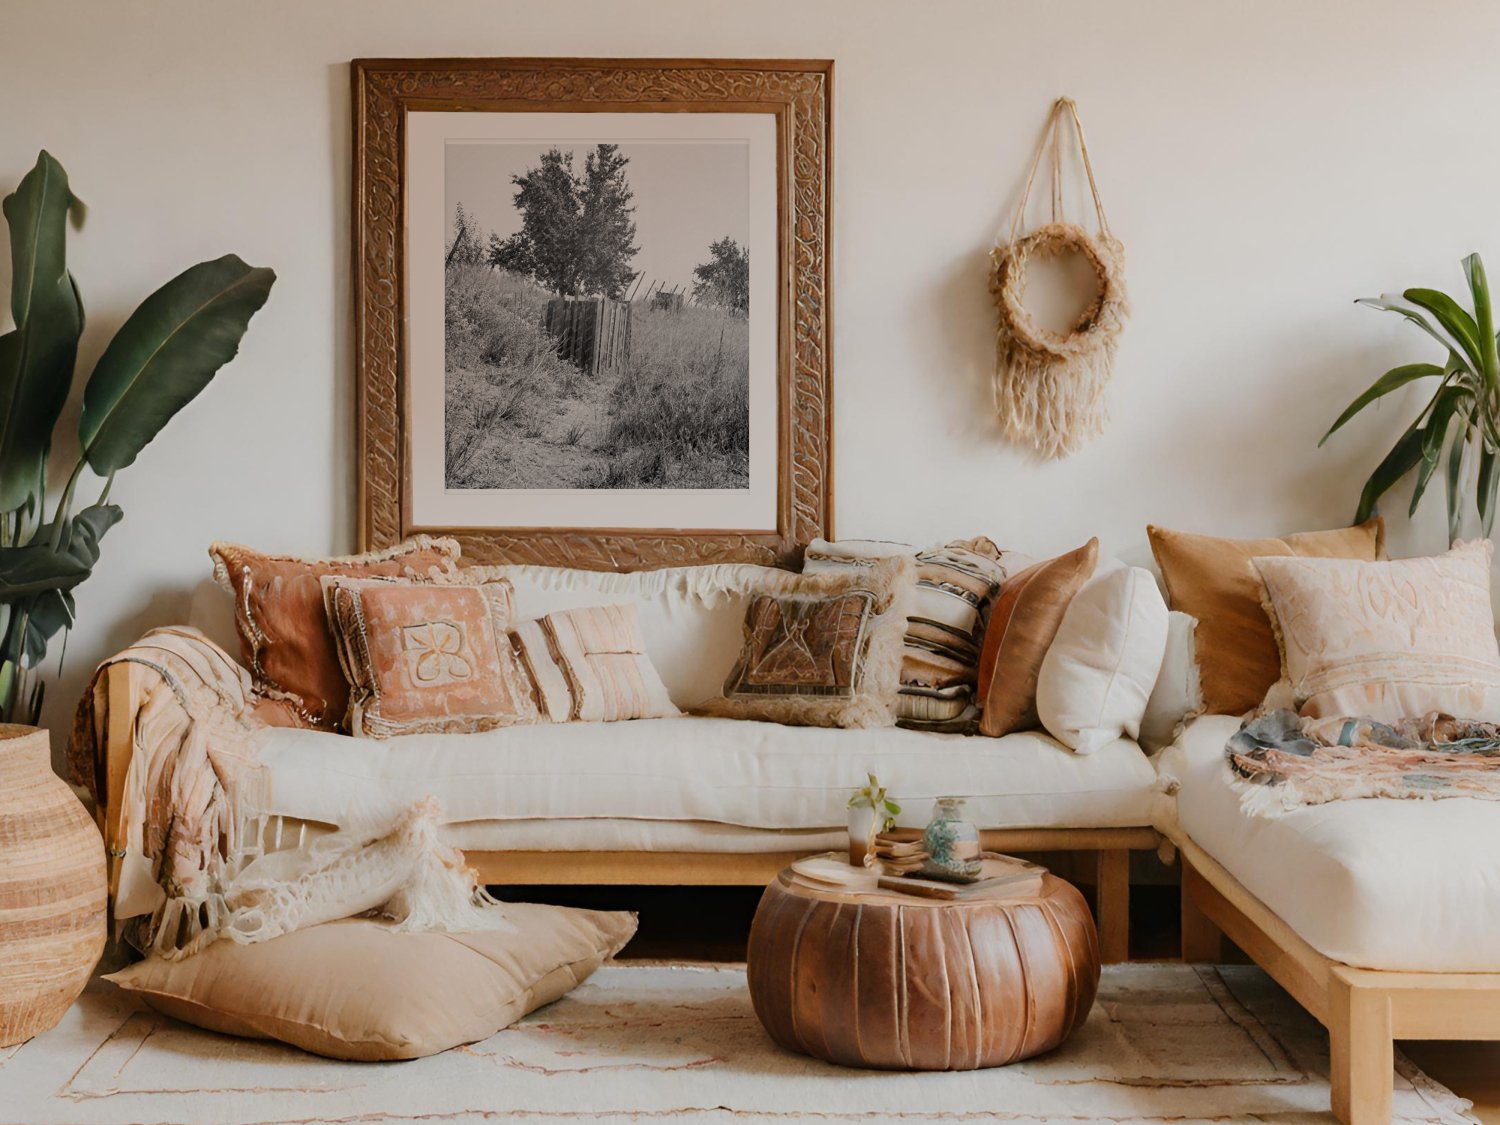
991;222;1126;360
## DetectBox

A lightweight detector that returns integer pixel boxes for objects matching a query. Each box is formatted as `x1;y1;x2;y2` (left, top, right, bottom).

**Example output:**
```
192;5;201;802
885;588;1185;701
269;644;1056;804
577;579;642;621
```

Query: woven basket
0;724;106;1046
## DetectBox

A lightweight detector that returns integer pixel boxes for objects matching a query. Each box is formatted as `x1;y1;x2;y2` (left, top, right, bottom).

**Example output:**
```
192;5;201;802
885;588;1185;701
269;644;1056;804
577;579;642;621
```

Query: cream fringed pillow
510;603;679;723
106;905;637;1061
699;555;916;729
323;574;539;737
1254;540;1500;722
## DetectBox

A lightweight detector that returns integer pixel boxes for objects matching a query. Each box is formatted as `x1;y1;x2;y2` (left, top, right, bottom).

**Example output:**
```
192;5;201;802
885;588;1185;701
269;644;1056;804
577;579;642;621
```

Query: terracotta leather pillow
105;904;637;1061
977;539;1098;738
323;575;540;738
1147;518;1385;716
210;537;461;730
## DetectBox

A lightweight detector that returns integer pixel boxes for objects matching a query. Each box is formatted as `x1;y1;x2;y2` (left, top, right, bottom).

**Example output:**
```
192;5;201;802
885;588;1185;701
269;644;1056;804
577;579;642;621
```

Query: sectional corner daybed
1161;714;1500;1125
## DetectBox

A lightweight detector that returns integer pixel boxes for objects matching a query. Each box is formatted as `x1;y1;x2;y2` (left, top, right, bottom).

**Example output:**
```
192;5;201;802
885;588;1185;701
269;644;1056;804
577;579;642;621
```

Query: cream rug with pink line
0;962;1474;1124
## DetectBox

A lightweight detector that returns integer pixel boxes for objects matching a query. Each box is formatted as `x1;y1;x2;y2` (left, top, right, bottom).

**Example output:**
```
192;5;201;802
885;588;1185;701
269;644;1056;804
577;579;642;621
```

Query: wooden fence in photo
543;296;632;377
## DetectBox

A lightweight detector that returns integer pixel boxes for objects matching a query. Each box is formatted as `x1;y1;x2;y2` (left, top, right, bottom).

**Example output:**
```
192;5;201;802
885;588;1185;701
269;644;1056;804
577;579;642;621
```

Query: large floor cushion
249;717;1159;834
1159;715;1500;972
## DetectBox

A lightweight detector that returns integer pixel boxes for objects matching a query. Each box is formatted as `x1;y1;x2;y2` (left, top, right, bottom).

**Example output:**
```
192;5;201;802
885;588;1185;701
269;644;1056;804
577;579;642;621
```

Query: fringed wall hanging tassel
991;97;1129;460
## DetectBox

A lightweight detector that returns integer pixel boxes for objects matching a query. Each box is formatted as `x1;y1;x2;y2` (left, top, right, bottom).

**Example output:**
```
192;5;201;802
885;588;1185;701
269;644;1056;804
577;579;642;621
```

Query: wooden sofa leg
1328;968;1393;1125
1179;858;1224;963
1094;848;1129;964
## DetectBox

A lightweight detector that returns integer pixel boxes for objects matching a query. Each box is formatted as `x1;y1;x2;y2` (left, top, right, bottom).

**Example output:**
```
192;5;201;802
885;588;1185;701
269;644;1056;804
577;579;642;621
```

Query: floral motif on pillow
322;575;538;738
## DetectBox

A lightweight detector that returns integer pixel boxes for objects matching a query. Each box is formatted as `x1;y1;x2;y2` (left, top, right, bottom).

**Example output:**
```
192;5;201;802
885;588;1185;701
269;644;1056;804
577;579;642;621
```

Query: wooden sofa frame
1179;835;1500;1125
99;661;1156;963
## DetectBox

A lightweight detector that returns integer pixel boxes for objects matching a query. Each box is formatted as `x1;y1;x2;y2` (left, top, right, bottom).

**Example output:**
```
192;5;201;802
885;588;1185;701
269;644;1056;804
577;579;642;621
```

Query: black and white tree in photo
443;140;751;492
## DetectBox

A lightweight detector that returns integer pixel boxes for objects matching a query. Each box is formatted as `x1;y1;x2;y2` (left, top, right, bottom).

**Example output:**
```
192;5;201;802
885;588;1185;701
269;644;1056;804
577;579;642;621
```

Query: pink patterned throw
1226;709;1500;816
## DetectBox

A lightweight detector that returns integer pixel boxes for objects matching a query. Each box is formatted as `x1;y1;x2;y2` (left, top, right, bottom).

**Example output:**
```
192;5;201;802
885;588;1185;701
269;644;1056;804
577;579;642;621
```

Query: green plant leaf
1355;421;1425;523
0;151;84;512
79;254;274;474
1446;415;1470;544
1410;387;1469;517
1404;287;1484;372
1462;253;1499;389
1357;295;1473;366
1320;363;1443;445
1481;447;1500;536
0;542;91;598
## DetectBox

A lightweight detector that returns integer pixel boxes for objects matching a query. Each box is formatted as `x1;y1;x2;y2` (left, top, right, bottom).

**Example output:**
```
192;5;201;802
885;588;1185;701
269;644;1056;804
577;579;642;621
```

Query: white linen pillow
1036;564;1169;754
1254;540;1500;722
1138;611;1202;751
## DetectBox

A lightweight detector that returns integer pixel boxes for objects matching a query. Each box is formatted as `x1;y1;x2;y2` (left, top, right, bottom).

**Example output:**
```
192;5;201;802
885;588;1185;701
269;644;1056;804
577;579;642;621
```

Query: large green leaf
0;542;90;599
79;254;274;473
0;151;84;512
1355;421;1426;523
1357;295;1473;367
1404;287;1483;372
1320;362;1443;445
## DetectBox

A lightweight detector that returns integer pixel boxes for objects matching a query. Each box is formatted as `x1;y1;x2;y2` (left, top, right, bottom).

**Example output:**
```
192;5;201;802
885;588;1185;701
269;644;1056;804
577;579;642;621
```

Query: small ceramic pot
847;805;878;866
921;796;983;882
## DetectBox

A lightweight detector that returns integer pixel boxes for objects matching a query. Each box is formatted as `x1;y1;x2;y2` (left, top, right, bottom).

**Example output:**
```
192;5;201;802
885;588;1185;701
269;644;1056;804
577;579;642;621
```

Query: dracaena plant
0;151;274;725
1323;253;1500;544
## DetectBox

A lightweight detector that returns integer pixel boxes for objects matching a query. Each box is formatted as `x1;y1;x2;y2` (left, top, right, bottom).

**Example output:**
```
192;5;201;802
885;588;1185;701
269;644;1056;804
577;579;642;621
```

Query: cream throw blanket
70;627;510;960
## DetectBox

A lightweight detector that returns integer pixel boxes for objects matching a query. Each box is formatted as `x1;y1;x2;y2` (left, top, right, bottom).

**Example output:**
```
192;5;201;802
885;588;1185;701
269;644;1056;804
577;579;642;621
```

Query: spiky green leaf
1481;447;1500;536
1404;287;1484;373
1355;421;1426;524
1320;363;1443;445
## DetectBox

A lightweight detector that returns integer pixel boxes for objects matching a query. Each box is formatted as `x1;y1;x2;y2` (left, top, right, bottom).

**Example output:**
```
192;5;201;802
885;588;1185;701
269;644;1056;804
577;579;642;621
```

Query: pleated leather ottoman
747;865;1100;1070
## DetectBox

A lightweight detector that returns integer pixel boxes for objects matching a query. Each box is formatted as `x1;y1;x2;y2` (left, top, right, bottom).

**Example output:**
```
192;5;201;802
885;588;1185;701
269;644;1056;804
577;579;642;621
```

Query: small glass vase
921;797;983;882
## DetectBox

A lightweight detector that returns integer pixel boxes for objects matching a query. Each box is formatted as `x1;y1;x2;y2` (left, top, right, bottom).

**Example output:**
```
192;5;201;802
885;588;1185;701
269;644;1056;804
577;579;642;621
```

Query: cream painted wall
2;0;1498;744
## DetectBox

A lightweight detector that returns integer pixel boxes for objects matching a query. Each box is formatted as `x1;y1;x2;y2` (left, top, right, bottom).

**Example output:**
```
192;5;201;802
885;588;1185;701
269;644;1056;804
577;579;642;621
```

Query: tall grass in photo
444;262;750;490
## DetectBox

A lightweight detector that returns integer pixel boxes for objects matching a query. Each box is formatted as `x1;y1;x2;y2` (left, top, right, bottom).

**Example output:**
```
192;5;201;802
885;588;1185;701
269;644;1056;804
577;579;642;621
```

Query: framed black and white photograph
353;58;833;569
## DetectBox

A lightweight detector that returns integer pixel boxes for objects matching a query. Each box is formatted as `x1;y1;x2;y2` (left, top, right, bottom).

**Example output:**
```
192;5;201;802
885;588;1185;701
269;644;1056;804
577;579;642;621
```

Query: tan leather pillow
323;575;540;737
210;537;461;729
104;904;637;1061
1147;518;1385;716
977;539;1099;737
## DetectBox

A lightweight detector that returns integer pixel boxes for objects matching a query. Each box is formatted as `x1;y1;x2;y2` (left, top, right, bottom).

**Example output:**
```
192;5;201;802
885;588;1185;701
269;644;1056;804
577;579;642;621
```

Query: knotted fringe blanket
70;627;510;960
1226;708;1500;816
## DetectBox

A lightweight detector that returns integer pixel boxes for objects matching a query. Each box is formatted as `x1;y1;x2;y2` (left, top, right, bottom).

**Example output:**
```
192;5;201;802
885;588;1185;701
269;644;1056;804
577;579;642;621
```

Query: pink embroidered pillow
322;575;539;738
1254;540;1500;722
510;604;679;723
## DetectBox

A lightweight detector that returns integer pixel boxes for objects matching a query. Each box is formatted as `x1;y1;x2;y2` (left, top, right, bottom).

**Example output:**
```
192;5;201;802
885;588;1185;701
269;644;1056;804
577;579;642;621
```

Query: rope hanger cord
990;97;1130;461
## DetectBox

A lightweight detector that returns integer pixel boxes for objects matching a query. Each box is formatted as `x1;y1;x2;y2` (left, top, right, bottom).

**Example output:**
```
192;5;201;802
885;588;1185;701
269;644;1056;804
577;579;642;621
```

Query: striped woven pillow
803;538;1026;732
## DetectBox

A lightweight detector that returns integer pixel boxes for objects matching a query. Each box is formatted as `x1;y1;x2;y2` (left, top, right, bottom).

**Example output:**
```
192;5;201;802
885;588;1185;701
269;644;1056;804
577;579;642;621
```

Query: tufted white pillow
1036;564;1169;754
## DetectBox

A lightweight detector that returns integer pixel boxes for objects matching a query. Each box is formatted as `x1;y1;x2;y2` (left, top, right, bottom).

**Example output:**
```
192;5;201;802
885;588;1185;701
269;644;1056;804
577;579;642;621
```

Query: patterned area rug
0;962;1475;1124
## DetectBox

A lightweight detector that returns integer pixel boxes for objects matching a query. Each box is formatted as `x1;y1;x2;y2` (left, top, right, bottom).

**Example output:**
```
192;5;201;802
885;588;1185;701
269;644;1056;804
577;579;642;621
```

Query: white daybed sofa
1159;714;1500;1125
96;561;1163;963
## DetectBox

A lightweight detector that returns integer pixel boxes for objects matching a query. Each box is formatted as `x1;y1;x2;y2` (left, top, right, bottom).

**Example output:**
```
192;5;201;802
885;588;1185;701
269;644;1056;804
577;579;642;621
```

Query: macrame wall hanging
991;97;1129;460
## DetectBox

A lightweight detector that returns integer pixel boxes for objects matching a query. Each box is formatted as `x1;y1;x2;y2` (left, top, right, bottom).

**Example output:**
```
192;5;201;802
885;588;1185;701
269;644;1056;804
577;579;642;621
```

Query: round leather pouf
747;868;1099;1070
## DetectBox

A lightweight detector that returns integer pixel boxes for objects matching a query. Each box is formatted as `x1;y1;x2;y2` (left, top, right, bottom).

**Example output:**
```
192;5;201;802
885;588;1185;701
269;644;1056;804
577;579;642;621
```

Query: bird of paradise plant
0;151;274;724
1323;253;1500;545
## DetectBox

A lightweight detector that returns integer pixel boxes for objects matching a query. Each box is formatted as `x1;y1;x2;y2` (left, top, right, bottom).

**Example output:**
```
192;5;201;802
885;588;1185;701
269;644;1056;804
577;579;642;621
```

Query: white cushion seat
1158;715;1500;972
248;716;1159;838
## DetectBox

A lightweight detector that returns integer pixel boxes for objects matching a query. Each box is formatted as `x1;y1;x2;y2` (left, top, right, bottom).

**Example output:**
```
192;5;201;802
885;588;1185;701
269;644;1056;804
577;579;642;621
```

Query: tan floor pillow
105;903;636;1060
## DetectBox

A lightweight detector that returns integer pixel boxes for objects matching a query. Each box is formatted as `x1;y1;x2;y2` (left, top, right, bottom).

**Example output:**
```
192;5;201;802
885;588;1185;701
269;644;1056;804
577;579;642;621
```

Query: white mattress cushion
1159;714;1500;972
250;717;1158;834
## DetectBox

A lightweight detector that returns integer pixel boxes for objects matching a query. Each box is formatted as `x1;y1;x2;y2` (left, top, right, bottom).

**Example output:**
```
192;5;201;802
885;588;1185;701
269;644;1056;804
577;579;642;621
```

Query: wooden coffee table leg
1095;848;1129;964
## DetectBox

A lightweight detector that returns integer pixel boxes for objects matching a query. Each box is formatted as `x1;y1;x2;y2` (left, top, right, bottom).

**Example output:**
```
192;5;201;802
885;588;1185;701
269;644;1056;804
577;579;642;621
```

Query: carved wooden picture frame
352;58;833;569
